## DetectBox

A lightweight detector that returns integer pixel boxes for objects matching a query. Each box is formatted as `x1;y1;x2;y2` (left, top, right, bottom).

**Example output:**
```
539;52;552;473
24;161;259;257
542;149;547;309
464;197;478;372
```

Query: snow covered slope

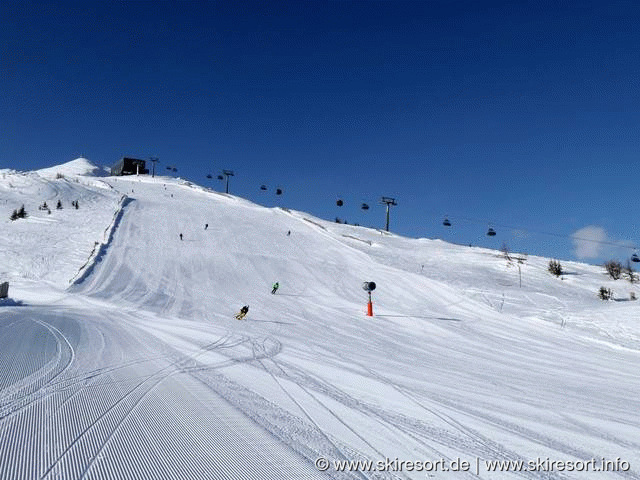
0;161;120;288
35;157;109;178
1;163;639;479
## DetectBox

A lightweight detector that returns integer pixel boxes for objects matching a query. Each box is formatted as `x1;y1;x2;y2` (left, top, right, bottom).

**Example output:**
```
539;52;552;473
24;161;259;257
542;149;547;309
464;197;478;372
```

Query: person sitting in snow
271;282;279;294
235;305;249;320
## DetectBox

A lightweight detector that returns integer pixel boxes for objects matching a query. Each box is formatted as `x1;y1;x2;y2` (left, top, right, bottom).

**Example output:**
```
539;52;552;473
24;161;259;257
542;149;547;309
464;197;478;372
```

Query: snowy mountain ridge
35;157;108;178
0;159;639;479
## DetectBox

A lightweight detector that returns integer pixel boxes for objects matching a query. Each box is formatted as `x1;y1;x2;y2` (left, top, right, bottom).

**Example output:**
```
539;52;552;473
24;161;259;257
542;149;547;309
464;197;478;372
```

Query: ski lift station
111;157;149;176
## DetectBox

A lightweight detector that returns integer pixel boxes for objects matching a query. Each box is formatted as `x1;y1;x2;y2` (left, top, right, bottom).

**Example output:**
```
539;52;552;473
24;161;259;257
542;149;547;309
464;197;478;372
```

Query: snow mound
36;157;106;178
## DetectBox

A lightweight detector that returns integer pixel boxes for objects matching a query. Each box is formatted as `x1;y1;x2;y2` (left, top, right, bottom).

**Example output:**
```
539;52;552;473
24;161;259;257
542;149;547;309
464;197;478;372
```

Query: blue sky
2;0;640;263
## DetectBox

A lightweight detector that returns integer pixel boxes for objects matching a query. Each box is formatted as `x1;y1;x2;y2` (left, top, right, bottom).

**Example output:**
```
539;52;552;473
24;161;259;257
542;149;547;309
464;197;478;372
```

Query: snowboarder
205;223;209;230
179;233;183;241
235;305;249;320
271;282;279;294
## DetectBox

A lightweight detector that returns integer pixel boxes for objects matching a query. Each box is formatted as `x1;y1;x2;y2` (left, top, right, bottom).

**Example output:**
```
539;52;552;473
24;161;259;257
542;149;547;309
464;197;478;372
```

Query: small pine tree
604;260;622;280
598;287;613;300
17;205;27;218
10;209;18;221
56;200;63;210
548;259;563;277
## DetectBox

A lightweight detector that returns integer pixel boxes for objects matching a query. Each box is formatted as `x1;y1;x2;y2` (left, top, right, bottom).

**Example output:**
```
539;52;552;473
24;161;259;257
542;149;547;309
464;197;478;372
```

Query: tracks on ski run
0;318;75;419
0;310;336;479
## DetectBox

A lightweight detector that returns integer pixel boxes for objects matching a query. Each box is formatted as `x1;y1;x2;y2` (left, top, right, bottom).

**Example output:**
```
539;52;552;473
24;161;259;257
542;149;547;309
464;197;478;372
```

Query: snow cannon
362;282;376;316
362;282;376;292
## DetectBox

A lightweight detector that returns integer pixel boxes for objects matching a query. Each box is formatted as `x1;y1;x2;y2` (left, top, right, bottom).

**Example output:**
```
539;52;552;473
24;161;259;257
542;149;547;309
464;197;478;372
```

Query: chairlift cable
442;213;638;250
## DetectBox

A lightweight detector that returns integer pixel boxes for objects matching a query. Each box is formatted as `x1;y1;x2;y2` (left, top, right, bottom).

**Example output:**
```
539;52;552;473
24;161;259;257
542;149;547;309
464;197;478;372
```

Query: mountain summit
36;157;107;178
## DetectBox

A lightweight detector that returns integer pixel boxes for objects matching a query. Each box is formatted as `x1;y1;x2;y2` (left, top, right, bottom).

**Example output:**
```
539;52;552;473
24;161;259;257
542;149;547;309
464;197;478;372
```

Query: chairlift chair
276;188;283;195
632;253;640;263
443;217;451;227
361;203;369;210
206;174;212;179
487;227;496;237
260;185;267;191
336;199;343;207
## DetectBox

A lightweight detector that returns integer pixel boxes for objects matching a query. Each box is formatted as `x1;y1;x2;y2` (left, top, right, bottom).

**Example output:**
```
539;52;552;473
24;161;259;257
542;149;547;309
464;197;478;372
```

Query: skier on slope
235;305;249;320
271;282;279;294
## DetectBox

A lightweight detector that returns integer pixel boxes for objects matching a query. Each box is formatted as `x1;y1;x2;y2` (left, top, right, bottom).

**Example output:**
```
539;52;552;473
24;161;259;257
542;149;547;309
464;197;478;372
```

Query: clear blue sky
2;0;640;263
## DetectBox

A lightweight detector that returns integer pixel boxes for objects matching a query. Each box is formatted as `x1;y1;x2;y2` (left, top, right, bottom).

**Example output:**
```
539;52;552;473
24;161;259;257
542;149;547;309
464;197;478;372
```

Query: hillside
1;161;639;479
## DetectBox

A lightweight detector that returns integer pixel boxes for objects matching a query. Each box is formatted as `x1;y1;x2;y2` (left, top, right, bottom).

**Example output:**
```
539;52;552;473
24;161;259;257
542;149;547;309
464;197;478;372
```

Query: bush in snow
501;243;513;265
548;259;563;277
624;260;637;284
604;260;622;280
10;205;28;221
598;287;613;301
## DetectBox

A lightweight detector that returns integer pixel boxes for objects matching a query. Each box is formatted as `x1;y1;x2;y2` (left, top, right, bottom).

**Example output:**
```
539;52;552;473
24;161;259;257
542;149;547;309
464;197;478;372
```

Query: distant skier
287;230;291;236
205;223;209;230
271;282;279;294
179;233;183;241
235;305;249;320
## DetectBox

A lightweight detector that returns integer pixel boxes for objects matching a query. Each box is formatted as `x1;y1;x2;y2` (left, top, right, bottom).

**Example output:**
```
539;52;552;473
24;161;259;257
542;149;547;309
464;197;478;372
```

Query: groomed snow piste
1;159;639;479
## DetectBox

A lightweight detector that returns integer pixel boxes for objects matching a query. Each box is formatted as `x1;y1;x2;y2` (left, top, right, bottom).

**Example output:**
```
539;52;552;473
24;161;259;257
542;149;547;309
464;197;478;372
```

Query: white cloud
571;225;635;260
571;226;608;259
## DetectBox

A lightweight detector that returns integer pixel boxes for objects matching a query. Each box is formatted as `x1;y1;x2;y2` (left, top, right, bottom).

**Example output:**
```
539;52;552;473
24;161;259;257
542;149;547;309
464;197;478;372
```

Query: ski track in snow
1;167;639;479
